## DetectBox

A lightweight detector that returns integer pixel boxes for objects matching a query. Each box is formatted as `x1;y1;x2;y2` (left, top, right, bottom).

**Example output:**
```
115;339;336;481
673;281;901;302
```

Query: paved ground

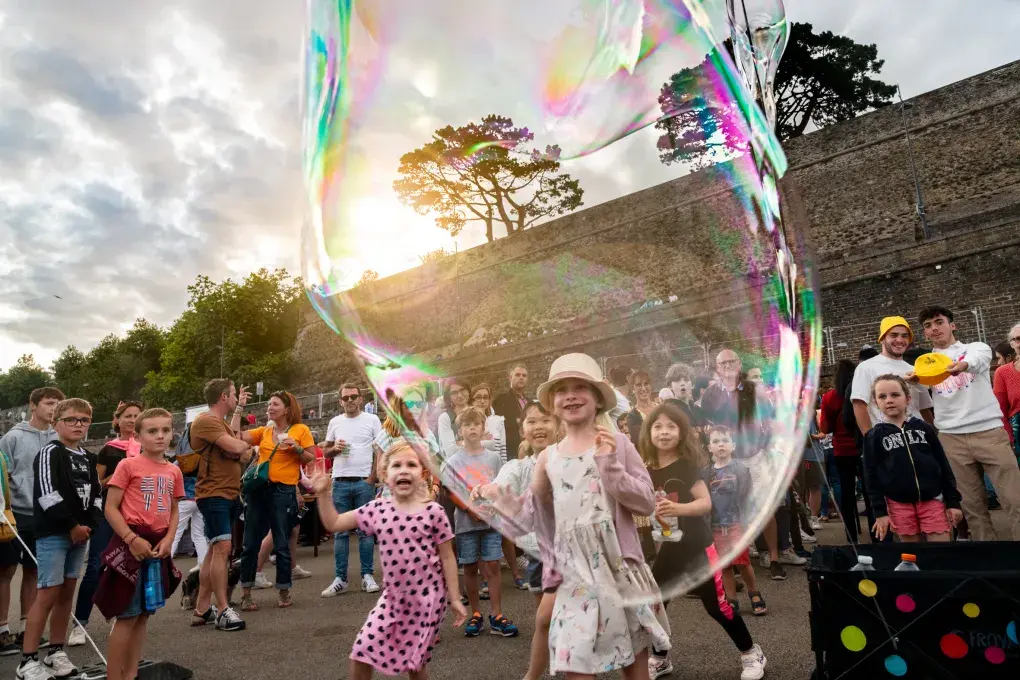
0;510;1007;679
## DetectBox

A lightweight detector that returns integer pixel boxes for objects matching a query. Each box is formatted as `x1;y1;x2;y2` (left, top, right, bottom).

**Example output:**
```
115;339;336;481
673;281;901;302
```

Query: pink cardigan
506;433;655;590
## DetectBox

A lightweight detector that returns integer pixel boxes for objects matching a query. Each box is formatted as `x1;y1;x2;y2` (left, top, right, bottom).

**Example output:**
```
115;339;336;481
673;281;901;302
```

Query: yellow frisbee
913;352;952;386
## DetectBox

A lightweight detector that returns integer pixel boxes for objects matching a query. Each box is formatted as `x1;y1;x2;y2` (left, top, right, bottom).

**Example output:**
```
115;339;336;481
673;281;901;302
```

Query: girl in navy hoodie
864;375;963;542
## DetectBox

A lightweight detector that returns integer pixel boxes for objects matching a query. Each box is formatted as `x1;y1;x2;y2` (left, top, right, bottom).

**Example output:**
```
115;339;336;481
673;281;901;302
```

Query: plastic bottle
143;559;166;612
654;490;673;537
894;553;920;572
849;555;875;572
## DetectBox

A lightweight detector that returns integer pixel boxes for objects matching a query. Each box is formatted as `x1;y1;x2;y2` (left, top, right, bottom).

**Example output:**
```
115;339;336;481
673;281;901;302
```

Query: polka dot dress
351;499;454;676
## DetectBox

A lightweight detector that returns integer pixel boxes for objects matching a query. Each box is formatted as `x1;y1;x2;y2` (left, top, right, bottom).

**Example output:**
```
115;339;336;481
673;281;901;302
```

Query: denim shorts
525;557;544;593
36;535;87;588
455;529;502;566
118;574;146;619
197;496;242;545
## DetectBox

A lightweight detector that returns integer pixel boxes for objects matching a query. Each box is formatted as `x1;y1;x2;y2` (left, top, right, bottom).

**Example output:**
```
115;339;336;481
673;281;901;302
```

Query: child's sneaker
488;614;518;637
42;648;78;678
479;581;490;600
191;606;217;626
648;653;673;679
0;630;18;656
769;562;787;581
215;607;246;632
514;578;528;590
464;612;484;637
809;516;823;531
15;659;51;680
740;643;767;680
67;624;87;647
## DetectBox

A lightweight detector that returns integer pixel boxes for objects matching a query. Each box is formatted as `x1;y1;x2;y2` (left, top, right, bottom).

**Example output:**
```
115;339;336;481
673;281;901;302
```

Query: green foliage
394;115;584;242
418;247;451;265
0;355;53;409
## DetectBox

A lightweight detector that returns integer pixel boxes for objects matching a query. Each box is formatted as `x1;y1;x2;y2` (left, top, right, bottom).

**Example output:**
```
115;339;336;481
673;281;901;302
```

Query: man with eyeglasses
321;383;382;597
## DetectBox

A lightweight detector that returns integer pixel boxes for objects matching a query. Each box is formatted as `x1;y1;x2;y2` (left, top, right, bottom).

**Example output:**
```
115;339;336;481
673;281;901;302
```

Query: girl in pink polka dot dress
312;442;467;679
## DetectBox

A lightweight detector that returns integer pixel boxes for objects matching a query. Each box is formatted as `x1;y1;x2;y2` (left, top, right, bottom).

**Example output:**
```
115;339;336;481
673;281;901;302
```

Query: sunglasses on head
341;395;360;402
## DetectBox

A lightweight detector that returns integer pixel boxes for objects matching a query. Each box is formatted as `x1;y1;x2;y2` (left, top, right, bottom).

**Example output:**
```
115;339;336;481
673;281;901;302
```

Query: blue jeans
332;478;375;581
73;516;114;624
240;483;297;589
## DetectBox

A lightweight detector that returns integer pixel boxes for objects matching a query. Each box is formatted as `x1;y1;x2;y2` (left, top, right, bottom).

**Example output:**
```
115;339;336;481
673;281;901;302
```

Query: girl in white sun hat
529;353;671;678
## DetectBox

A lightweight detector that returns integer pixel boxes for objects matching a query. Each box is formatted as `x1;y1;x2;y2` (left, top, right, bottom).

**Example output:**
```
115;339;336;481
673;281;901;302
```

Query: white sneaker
362;574;380;593
648;653;674;679
321;577;349;597
747;545;759;559
293;564;312;579
269;554;276;565
15;659;53;680
740;643;767;680
253;572;273;589
42;649;78;678
809;516;823;531
778;548;807;565
215;607;246;632
516;555;530;571
800;530;818;544
67;624;87;647
758;552;771;568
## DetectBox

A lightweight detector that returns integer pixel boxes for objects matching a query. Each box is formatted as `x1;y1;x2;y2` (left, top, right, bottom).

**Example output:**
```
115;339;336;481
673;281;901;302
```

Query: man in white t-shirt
851;316;935;433
912;306;1020;540
320;383;382;597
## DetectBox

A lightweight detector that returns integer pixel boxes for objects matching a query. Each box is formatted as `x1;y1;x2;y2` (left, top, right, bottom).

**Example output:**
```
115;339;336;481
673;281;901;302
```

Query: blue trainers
465;612;484;637
489;614;519;637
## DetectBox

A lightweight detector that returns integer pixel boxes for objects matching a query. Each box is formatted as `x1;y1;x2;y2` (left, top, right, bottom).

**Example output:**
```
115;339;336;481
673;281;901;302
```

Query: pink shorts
885;498;950;536
712;526;751;567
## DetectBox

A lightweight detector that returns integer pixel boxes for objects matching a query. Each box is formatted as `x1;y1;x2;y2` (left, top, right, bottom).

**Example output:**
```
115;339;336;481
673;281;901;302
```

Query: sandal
240;594;257;612
278;589;293;608
749;591;768;616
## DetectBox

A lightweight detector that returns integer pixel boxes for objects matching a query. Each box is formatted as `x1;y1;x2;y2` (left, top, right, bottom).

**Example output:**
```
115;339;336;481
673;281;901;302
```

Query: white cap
858;556;873;565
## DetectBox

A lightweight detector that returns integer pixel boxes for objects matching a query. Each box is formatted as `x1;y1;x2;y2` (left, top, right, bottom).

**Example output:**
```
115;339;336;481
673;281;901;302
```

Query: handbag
241;438;281;498
0;455;17;543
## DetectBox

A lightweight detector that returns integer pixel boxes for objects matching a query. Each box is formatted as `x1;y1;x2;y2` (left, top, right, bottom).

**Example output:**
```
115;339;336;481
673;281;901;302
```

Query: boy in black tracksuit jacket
863;416;962;542
18;398;101;679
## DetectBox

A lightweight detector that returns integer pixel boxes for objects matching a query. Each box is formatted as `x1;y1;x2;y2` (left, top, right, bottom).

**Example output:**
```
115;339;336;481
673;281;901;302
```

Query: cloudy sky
2;0;1018;372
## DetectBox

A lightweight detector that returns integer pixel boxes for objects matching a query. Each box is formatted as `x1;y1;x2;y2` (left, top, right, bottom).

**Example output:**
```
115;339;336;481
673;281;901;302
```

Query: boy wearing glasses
18;399;101;680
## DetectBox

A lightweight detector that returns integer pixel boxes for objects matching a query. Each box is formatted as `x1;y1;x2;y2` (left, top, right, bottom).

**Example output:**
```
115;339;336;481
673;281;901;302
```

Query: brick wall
290;60;1020;394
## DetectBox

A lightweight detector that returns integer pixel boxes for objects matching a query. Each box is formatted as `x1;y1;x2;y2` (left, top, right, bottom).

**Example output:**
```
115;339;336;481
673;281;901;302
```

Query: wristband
233;408;243;416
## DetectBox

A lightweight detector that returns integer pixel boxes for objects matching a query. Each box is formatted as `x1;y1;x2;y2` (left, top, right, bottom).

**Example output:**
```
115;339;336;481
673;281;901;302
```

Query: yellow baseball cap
878;316;913;343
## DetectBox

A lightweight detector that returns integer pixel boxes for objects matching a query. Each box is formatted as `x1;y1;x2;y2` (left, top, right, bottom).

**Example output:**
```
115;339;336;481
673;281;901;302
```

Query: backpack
173;422;205;477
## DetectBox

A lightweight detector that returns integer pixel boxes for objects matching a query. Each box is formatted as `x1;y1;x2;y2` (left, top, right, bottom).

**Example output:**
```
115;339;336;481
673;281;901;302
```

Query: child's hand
449;598;468;627
152;536;173;559
594;426;617;457
872;516;892;541
947;507;963;527
309;471;331;496
69;524;91;545
655;497;680;518
129;536;155;561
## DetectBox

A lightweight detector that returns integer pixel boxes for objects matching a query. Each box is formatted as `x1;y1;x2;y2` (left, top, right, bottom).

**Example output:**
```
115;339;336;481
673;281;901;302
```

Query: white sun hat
536;353;617;412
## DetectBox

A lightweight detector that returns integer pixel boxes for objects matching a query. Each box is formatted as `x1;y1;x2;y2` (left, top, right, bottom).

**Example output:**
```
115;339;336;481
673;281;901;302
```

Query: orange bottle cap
901;553;917;562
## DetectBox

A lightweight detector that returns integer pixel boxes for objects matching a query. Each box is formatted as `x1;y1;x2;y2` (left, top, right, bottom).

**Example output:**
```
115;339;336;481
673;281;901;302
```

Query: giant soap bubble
301;0;820;605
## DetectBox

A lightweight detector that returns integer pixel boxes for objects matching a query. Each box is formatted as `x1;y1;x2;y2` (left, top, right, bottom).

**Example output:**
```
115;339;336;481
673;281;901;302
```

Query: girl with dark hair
437;378;472;455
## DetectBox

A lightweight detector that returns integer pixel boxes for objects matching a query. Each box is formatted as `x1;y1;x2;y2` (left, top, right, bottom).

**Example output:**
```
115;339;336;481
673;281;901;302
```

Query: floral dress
545;444;671;674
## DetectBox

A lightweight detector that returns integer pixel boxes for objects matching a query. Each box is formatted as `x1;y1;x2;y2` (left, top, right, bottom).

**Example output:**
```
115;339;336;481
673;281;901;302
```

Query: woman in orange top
237;391;314;610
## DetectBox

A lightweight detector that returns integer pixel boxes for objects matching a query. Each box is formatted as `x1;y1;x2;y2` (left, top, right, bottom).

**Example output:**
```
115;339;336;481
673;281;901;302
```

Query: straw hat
536;353;617;412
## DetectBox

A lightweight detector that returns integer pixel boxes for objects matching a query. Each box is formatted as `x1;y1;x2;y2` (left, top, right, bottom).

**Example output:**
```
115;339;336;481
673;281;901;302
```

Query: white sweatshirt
932;341;1005;434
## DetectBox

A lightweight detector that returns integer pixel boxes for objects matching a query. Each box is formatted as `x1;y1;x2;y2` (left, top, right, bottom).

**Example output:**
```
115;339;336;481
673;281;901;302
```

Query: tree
354;270;379;287
393;115;584;242
0;355;52;408
143;268;303;409
418;247;451;265
775;22;897;140
656;23;895;167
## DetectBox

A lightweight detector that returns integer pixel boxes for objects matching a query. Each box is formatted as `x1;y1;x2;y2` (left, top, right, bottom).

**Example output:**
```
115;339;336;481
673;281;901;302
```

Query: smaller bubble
895;594;916;613
1007;621;1018;645
841;626;867;652
985;647;1006;665
940;633;968;660
884;654;908;677
962;602;980;618
858;579;878;598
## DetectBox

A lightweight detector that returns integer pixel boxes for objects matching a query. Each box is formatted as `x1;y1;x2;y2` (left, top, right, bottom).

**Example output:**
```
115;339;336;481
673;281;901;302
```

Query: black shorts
12;513;37;569
0;541;19;569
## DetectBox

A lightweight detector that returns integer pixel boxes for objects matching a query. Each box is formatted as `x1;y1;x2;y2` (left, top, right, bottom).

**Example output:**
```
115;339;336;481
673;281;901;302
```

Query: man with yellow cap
850;316;935;435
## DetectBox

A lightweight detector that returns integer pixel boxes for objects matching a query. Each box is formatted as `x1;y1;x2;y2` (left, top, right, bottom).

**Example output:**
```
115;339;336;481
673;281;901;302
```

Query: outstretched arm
310;473;358;533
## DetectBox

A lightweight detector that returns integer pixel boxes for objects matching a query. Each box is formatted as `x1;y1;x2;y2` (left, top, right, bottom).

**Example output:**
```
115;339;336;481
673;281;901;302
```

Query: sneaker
362;575;380;593
42;649;77;678
648;653;673;679
15;659;52;680
747;545;759;559
800;530;818;544
516;555;530;571
465;612;484;637
253;572;273;589
726;598;741;614
489;614;518;637
749;591;768;616
794;548;813;560
0;631;19;656
809;516;823;531
292;565;312;580
215;607;246;632
769;562;787;581
758;552;771;569
514;578;528;591
67;625;87;647
479;581;490;600
269;554;276;565
321;577;349;597
14;633;48;649
740;643;767;680
779;548;807;566
191;607;217;626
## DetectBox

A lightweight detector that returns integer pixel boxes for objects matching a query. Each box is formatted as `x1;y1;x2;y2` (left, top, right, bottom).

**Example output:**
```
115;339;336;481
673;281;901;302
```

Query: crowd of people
0;307;1018;680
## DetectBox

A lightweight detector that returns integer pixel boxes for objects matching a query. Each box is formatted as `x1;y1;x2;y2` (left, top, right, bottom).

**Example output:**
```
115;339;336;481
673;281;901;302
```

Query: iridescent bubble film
302;0;820;604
